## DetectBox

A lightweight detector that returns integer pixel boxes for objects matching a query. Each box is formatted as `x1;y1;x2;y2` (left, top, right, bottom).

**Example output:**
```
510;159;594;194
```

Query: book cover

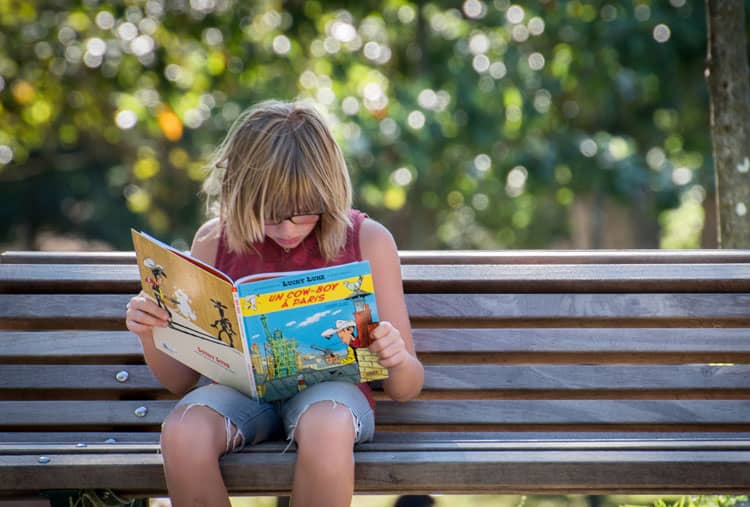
237;261;388;401
131;229;388;402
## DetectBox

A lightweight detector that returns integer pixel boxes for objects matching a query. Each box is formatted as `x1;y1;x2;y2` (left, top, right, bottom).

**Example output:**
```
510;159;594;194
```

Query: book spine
232;286;258;400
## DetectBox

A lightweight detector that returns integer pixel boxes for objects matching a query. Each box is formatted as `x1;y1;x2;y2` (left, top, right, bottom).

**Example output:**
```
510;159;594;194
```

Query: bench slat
0;432;161;444
376;400;750;425
0;365;161;390
2;400;749;427
0;294;130;330
3;431;750;448
0;265;138;293
2;329;750;364
406;293;750;323
3;364;748;393
1;252;138;264
398;250;750;265
403;264;750;292
0;400;172;426
5;249;750;265
4;263;750;293
2;293;749;330
6;440;750;453
2;449;750;494
414;327;750;354
420;364;750;391
0;331;143;361
6;437;750;456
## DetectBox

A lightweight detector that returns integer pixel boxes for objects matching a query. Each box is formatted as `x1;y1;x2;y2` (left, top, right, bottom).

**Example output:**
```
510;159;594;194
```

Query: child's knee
160;404;230;459
293;401;357;451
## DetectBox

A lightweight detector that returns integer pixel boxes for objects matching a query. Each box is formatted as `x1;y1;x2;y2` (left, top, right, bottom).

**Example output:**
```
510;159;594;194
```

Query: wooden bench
1;250;750;505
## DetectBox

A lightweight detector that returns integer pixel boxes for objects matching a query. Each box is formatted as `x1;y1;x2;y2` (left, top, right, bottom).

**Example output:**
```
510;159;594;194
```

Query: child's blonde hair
203;100;353;261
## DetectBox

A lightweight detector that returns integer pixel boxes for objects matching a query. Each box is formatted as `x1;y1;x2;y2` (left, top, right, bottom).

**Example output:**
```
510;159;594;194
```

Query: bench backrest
1;251;750;444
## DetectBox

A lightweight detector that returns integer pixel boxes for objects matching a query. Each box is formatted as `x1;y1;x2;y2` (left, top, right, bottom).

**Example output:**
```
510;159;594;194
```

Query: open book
131;229;388;401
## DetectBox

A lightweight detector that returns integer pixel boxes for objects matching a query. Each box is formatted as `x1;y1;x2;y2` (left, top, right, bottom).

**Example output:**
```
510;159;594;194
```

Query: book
131;229;388;401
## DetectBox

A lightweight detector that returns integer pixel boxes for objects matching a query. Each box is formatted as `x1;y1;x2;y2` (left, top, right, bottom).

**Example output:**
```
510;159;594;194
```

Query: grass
225;495;531;507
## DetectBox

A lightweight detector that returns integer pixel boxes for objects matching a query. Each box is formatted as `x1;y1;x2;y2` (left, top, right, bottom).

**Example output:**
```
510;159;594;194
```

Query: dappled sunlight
0;1;718;251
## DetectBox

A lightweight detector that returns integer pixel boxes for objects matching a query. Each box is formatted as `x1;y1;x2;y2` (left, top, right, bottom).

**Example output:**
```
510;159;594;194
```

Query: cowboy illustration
322;319;359;347
209;298;236;347
143;257;172;320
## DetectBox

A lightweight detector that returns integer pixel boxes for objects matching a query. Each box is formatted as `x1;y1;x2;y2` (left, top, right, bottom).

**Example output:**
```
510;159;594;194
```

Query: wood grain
4;262;750;293
2;449;750;494
5;249;750;265
3;292;749;330
1;256;749;498
3;399;749;427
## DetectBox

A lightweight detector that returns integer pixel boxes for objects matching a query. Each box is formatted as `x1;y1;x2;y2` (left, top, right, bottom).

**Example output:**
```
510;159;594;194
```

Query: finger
125;320;152;334
369;335;395;354
370;321;393;340
371;325;402;347
370;328;403;353
377;350;408;369
128;308;169;328
376;341;404;361
129;298;170;321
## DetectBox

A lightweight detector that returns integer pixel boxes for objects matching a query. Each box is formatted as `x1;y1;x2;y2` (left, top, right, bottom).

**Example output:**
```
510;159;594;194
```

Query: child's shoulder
190;217;221;264
360;216;397;258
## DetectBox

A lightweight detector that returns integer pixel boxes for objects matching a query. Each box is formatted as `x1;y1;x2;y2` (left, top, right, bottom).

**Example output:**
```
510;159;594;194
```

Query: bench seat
1;251;749;502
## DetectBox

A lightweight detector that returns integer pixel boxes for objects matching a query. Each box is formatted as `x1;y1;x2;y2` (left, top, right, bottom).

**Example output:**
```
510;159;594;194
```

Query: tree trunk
705;0;750;248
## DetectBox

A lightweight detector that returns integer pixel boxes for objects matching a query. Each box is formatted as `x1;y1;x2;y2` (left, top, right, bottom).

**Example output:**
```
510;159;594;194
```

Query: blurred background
152;493;749;507
0;0;745;253
145;493;749;507
2;3;749;507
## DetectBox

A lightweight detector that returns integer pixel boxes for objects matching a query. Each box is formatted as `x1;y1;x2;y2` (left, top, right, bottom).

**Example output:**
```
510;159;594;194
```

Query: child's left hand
368;321;410;370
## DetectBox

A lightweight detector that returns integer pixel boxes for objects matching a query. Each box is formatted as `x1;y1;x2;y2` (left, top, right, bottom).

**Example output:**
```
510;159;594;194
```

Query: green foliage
623;495;749;507
0;1;742;249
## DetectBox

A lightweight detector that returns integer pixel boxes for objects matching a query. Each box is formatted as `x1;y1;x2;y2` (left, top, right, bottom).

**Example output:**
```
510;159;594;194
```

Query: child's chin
274;238;302;249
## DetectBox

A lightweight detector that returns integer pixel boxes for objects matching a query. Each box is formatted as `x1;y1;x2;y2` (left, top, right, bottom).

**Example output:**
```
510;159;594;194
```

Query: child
125;100;424;507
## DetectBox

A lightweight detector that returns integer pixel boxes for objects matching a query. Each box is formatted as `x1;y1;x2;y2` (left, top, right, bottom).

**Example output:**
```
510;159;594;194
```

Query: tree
0;2;725;251
705;0;750;248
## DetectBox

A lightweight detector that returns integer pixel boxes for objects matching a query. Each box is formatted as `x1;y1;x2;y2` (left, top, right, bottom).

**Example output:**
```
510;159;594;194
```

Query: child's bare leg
290;401;357;507
160;404;235;507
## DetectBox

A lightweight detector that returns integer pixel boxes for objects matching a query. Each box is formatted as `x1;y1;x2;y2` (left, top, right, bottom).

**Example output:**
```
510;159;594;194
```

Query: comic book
131;229;388;401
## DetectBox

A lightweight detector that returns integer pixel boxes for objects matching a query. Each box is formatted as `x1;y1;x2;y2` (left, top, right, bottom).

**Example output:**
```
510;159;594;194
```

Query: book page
137;230;234;283
131;230;255;397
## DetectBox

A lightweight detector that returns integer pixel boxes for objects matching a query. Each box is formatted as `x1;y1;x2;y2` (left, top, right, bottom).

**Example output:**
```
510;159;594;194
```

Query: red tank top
214;209;376;409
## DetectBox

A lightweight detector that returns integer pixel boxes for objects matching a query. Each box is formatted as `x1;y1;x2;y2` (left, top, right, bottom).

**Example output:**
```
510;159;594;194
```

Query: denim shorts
174;381;375;453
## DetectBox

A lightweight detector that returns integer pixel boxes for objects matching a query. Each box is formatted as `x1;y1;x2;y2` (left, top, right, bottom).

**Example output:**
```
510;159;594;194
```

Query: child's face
264;214;320;250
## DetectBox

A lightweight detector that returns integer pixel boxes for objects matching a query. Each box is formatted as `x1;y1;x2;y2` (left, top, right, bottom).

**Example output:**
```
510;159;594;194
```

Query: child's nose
277;220;296;232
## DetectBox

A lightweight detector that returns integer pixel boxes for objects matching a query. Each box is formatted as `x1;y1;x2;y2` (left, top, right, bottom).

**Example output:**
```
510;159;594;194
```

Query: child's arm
126;218;220;396
360;219;425;402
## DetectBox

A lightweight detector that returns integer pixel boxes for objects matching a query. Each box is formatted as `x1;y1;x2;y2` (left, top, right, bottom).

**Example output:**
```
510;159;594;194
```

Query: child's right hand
125;292;169;338
126;292;199;395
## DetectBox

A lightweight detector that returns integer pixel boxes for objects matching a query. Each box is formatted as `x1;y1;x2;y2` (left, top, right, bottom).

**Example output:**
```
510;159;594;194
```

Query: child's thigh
280;381;375;444
174;383;283;450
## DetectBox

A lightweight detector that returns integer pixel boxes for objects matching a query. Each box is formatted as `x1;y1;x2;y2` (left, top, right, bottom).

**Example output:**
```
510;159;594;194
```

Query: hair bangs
263;158;327;222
